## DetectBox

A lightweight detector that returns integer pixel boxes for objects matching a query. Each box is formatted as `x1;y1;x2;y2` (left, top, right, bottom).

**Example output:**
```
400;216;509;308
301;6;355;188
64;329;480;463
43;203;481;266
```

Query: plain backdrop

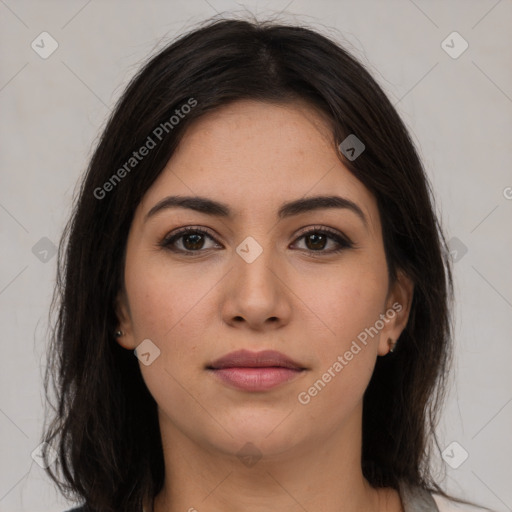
0;1;511;511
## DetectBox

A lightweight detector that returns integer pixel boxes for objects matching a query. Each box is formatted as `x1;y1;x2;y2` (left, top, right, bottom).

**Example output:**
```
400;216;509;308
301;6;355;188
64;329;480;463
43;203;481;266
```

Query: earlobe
114;289;136;350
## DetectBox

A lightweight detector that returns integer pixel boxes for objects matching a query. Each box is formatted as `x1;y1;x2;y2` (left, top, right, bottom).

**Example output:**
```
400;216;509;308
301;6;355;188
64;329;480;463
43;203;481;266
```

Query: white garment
72;483;491;511
432;493;492;512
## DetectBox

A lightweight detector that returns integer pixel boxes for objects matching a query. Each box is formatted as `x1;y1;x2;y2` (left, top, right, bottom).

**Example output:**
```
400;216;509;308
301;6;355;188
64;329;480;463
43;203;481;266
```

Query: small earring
388;339;396;353
115;330;123;337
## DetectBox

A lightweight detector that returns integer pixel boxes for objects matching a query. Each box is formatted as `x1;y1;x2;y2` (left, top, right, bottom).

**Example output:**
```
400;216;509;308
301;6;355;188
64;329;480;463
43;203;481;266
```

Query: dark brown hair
42;15;485;512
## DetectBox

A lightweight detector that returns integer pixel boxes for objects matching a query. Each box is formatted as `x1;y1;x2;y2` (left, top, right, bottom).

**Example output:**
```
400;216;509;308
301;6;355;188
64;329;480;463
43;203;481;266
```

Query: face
115;99;413;459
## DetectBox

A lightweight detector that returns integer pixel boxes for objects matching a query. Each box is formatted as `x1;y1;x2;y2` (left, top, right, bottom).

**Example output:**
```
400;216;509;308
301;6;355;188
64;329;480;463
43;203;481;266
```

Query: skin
115;99;414;512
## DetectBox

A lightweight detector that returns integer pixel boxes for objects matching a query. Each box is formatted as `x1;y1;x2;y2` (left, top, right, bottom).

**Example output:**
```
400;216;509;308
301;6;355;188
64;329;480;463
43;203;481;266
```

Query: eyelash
159;225;354;256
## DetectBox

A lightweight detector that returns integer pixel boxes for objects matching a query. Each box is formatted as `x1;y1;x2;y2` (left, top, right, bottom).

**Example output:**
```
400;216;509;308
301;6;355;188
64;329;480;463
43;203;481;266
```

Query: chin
200;410;311;460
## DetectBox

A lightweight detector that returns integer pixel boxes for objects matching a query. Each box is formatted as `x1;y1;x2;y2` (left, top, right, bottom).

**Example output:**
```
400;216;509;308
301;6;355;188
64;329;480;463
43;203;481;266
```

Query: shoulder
399;480;441;511
63;507;87;512
432;493;494;512
399;481;492;512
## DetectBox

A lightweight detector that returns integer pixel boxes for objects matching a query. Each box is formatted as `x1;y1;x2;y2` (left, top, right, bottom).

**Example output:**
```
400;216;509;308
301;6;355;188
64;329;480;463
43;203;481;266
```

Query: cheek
123;254;213;422
294;255;389;416
296;269;386;418
296;257;388;350
124;250;218;341
123;251;223;402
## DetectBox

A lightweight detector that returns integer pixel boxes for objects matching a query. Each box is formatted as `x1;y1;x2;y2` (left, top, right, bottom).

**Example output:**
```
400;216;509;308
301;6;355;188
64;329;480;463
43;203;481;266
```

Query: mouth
206;349;307;392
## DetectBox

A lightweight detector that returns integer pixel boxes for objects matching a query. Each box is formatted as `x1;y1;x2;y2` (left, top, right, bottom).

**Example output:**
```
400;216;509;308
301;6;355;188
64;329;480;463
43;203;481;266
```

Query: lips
206;349;306;392
207;349;304;370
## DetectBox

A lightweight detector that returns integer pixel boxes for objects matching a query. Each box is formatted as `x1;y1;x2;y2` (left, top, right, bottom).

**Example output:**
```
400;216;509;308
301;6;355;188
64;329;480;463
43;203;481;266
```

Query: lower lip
209;367;304;391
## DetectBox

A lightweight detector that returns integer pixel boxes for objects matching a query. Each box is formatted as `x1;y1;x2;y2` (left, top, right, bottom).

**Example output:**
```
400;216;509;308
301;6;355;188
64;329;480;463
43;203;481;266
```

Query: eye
159;225;354;256
292;226;354;254
159;227;221;255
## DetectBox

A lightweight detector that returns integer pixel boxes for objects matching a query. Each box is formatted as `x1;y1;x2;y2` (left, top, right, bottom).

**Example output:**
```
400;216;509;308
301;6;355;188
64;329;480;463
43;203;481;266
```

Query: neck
152;402;397;512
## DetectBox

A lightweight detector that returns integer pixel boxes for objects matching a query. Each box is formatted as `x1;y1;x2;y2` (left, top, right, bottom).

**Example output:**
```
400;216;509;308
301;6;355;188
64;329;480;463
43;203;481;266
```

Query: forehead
170;99;337;179
136;100;380;233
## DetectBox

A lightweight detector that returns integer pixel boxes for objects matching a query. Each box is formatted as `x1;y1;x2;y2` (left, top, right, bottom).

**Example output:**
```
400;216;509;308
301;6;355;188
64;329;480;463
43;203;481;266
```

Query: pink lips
206;349;306;392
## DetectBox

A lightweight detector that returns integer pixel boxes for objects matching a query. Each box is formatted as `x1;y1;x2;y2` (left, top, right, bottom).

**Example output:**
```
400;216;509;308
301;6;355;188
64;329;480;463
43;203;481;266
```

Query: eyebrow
145;194;368;227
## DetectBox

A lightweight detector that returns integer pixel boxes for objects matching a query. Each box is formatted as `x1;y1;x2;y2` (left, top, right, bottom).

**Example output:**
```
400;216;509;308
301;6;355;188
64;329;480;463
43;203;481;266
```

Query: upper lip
207;349;305;370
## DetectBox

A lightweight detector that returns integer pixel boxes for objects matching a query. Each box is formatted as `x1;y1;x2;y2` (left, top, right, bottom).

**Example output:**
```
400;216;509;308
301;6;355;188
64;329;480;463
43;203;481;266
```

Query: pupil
184;233;203;250
307;233;325;250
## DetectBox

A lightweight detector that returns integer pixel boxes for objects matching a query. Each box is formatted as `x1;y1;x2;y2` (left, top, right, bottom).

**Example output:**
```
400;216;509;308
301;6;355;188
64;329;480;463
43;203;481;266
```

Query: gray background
0;1;511;511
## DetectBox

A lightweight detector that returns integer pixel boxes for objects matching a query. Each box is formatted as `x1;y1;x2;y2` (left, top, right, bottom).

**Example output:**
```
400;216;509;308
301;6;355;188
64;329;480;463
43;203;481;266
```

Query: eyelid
160;226;221;250
293;224;351;242
159;224;354;254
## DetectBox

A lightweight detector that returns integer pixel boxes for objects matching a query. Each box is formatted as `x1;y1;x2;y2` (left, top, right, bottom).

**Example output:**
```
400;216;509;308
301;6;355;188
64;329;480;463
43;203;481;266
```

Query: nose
220;238;292;331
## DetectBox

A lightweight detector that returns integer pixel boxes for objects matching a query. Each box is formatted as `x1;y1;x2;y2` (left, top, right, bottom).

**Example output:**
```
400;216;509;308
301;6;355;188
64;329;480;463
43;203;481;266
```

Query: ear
377;269;414;356
114;287;137;350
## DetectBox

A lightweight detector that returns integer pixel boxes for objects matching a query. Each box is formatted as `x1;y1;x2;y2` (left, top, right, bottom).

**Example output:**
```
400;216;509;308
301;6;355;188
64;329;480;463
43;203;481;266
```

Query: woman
42;16;490;512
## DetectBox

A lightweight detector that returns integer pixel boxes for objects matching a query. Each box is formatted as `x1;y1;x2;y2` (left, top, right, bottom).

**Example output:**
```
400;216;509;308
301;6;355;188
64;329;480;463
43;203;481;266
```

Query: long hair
42;15;478;511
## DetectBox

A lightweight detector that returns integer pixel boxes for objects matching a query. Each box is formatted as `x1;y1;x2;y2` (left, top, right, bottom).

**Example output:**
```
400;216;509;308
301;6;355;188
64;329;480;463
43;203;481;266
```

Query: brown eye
305;232;328;251
160;226;353;256
160;227;220;254
182;232;206;250
293;227;353;254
